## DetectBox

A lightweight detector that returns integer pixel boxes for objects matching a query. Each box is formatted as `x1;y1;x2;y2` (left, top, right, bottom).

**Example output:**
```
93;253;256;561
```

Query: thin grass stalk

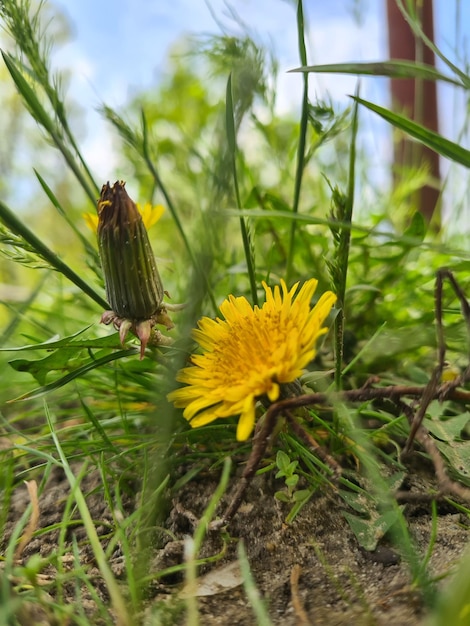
419;500;439;575
0;0;100;201
140;110;218;312
184;458;231;625
238;541;273;626
0;200;108;309
286;0;309;283
0;0;99;186
0;276;47;346
140;110;195;266
34;169;100;264
395;0;470;87
426;538;470;626
104;486;140;613
225;74;258;306
334;90;359;392
56;462;92;606
104;102;217;314
352;95;470;168
45;402;132;626
1;52;98;205
70;539;111;625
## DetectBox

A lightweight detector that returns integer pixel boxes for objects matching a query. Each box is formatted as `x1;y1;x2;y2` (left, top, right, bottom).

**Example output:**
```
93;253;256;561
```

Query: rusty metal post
386;0;441;226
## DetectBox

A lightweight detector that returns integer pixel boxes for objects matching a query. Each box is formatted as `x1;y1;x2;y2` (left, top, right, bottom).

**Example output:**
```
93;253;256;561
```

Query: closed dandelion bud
98;180;164;318
97;180;174;358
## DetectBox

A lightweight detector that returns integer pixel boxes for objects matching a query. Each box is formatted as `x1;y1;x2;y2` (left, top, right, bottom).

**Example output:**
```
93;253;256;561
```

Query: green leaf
292;489;311;503
8;348;138;403
274;491;290;503
285;474;299;489
403;211;426;243
433;439;470;487
9;349;80;385
339;489;370;515
275;450;291;473
425;411;470;443
0;326;123;352
343;508;401;552
351;96;470;168
290;60;463;87
225;73;236;154
424;410;470;486
284;489;314;523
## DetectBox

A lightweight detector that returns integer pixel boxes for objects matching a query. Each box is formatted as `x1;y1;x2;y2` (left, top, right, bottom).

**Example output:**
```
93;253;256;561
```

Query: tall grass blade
352;96;470;168
1;51;98;204
286;0;309;283
238;541;273;626
225;73;258;305
395;0;470;88
45;402;132;625
333;88;359;390
0;200;108;309
34;169;100;263
290;60;463;86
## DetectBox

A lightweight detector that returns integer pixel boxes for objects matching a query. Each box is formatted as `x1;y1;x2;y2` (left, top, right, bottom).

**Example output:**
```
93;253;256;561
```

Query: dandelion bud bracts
97;181;173;358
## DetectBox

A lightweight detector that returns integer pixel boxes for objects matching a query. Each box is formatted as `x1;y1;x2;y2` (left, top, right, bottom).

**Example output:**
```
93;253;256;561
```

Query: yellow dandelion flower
168;279;337;441
138;202;165;229
83;202;164;232
83;211;100;231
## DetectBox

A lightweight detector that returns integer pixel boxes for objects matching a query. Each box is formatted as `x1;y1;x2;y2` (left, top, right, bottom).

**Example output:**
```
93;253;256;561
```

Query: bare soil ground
2;457;469;625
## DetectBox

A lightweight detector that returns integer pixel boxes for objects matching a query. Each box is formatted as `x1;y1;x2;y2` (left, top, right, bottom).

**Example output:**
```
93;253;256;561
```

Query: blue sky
51;0;468;210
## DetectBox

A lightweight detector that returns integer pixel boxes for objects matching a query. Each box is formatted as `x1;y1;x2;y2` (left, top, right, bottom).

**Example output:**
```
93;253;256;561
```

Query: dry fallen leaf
179;561;243;598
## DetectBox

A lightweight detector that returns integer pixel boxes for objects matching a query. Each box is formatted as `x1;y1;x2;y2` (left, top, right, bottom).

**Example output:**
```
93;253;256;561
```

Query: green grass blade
0;0;99;196
290;60;463;87
286;0;309;283
334;88;359;391
238;541;273;626
225;74;237;154
225;73;258;305
395;0;470;88
0;326;99;352
45;402;132;625
8;349;137;402
426;539;470;626
0;200;108;309
1;51;98;204
1;50;55;133
79;397;120;454
34;169;100;263
140;108;195;266
352;95;470;168
0;275;48;347
140;110;218;313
